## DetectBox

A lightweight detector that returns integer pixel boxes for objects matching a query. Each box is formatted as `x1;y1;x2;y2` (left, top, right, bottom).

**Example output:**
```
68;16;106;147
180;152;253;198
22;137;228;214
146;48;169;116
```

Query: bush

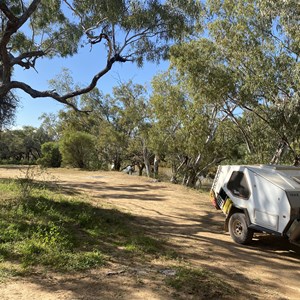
59;131;98;169
37;142;62;168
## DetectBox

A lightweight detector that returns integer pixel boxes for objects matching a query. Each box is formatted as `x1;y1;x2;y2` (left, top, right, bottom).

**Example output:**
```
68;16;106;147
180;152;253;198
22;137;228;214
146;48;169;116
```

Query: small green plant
16;165;59;199
0;265;23;283
64;250;104;271
166;266;236;299
124;236;164;254
17;165;43;198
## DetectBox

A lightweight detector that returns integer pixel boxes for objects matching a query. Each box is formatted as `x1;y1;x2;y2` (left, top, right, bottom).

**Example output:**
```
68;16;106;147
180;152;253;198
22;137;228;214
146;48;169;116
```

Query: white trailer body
210;165;300;245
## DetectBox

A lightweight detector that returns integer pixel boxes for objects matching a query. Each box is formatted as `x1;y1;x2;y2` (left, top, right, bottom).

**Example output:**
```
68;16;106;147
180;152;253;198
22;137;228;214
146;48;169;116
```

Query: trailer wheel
228;213;253;244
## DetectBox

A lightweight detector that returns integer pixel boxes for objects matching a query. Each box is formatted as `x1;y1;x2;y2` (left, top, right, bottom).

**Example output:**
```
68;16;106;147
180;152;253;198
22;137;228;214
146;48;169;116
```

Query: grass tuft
166;266;236;299
124;236;164;254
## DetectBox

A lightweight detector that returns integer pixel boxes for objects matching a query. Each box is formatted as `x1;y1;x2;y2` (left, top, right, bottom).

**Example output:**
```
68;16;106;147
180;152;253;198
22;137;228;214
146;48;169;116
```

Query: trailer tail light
210;190;220;210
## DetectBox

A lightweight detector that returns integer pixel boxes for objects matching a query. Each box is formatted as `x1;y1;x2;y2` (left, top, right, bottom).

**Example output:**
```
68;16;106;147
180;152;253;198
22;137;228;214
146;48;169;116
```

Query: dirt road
0;168;299;299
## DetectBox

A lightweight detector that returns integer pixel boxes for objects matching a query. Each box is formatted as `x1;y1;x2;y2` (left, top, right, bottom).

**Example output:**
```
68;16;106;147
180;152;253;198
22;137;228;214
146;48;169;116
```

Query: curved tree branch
9;80;79;110
1;0;193;112
0;2;18;22
5;49;127;109
10;50;45;68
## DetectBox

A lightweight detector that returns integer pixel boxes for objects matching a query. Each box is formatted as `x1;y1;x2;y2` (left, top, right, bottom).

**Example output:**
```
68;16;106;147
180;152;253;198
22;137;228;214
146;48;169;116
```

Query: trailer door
249;172;288;233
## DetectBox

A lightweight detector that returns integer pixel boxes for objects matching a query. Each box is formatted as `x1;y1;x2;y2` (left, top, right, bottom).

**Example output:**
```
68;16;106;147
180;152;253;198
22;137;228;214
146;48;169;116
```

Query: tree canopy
1;0;300;186
171;0;300;164
0;0;201;110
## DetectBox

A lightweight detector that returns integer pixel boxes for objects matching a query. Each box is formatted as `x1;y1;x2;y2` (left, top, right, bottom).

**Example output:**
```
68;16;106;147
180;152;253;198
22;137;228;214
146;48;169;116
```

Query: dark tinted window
227;171;250;199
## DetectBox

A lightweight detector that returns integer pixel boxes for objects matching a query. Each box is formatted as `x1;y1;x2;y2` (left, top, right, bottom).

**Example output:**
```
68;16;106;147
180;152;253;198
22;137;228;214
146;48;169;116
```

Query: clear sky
13;41;169;128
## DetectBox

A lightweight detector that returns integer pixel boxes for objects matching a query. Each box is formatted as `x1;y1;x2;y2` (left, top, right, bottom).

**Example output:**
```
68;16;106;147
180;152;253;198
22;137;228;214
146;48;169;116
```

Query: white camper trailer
210;165;300;245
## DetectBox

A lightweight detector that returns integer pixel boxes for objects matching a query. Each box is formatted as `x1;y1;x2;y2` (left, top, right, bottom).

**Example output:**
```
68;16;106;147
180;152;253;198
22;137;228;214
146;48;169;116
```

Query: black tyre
228;213;253;244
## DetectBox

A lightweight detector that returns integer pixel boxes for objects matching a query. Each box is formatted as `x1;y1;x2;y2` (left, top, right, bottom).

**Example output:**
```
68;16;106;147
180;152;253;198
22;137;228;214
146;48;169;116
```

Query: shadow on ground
1;171;299;299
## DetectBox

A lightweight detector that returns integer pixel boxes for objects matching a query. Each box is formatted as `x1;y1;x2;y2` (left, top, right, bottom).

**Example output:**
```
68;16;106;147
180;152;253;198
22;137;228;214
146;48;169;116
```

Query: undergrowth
166;266;236;299
0;168;238;299
0;176;167;278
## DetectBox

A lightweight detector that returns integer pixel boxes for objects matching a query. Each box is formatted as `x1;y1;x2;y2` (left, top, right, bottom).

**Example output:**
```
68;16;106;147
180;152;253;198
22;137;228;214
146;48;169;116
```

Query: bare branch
10;50;45;68
60;66;112;101
112;23;117;53
9;80;77;108
63;0;80;18
59;44;125;102
0;32;120;109
17;0;41;30
223;103;253;154
124;29;131;44
63;0;108;38
123;24;164;44
119;25;158;54
196;156;227;177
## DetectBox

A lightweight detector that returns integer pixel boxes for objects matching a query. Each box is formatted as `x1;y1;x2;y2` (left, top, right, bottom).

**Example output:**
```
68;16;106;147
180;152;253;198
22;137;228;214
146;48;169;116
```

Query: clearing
0;167;299;300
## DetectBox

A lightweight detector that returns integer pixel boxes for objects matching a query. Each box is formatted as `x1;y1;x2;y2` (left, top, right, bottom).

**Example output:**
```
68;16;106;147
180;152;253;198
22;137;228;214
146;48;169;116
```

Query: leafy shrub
59;131;98;169
37;142;62;168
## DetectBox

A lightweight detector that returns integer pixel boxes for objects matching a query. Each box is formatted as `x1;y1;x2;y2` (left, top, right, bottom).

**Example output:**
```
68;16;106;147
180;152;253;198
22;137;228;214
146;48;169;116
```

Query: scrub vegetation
0;167;298;299
0;168;238;299
0;176;166;275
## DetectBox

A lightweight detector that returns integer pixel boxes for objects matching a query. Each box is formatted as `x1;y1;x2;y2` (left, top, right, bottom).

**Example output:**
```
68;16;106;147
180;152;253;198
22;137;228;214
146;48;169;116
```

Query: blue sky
14;42;169;128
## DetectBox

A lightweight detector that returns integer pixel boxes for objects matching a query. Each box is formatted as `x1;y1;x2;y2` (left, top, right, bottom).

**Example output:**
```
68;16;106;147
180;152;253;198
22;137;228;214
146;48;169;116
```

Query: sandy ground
0;167;300;300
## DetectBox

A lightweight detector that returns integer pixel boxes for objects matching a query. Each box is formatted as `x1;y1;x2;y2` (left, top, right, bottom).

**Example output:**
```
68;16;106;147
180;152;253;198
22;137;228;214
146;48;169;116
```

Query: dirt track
0;167;300;299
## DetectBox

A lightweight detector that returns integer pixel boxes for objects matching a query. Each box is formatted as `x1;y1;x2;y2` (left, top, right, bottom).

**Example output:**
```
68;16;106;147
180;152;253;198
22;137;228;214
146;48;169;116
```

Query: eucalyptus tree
0;125;50;162
150;71;228;187
95;81;150;171
0;129;24;161
38;113;60;141
170;0;300;165
149;71;187;181
47;78;150;171
0;0;201;111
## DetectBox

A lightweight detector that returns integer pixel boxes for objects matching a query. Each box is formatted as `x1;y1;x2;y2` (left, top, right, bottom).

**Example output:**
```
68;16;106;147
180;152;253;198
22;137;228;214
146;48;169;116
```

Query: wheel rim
232;219;243;236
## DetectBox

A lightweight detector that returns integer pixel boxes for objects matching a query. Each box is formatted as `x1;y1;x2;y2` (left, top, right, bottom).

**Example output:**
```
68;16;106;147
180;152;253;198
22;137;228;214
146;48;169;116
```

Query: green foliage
38;113;60;141
96;81;150;169
69;0;201;64
0;92;19;130
124;236;164;254
149;70;229;185
169;0;300;165
9;0;297;182
0;177;169;275
59;131;98;169
51;80;151;171
0;126;52;164
166;266;236;299
1;0;202;112
16;0;81;58
37;142;62;168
